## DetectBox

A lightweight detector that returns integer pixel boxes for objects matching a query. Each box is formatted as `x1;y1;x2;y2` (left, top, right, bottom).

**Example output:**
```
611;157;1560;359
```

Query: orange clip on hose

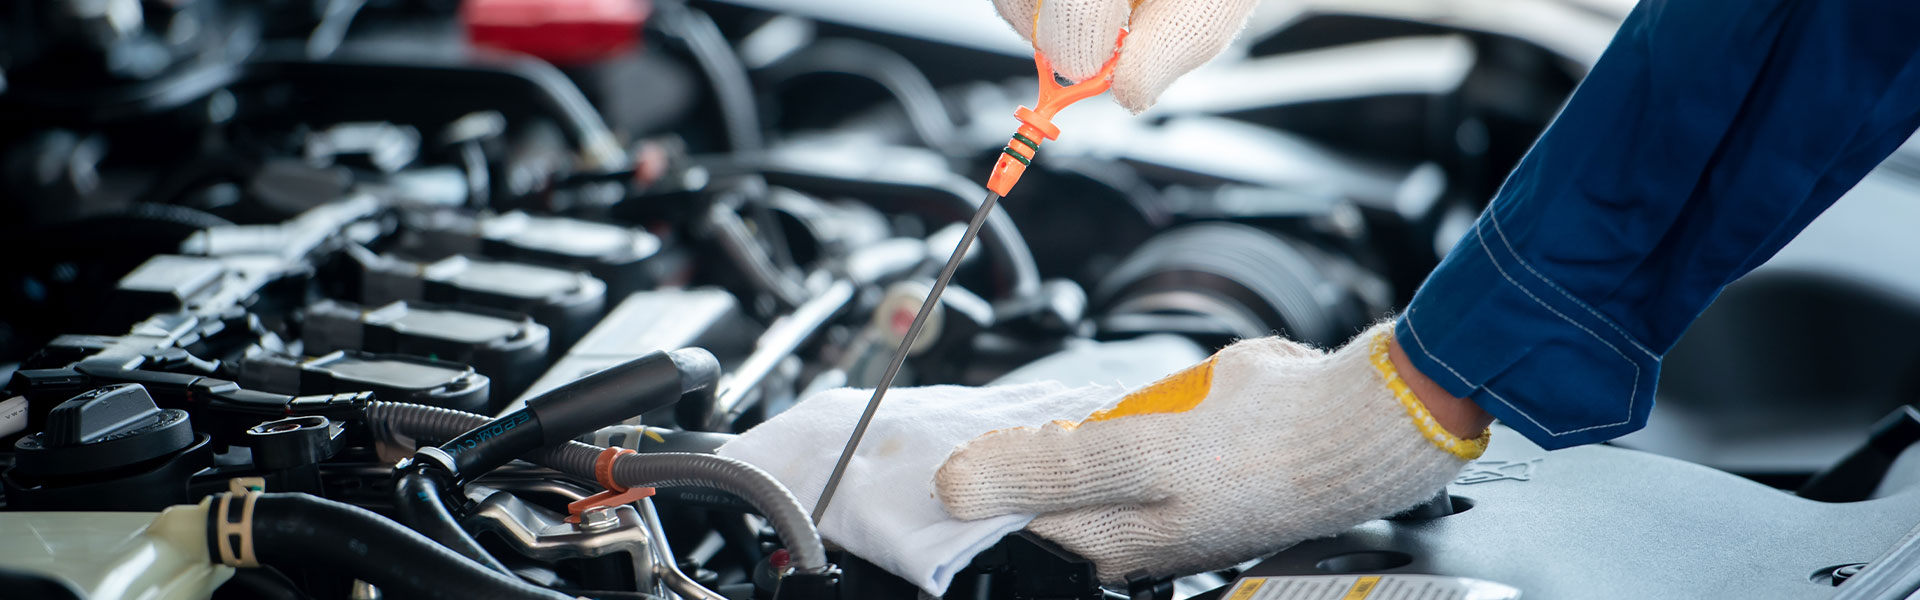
985;29;1129;196
564;446;654;523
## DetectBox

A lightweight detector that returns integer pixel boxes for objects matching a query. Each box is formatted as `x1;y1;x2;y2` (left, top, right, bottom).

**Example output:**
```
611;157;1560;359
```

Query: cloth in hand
717;381;1124;595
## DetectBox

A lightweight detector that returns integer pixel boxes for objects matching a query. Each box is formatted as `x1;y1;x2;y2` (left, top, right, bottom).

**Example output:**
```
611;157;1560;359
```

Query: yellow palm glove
935;322;1490;582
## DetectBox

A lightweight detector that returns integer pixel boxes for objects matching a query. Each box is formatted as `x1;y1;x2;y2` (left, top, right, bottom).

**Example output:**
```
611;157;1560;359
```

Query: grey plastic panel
1236;424;1920;599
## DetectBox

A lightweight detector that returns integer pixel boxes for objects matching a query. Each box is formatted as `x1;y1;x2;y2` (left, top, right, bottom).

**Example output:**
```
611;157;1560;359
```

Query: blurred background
6;0;1918;483
4;1;1920;597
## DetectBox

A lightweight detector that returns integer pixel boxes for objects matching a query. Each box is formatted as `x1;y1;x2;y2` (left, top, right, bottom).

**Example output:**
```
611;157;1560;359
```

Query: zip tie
565;446;654;523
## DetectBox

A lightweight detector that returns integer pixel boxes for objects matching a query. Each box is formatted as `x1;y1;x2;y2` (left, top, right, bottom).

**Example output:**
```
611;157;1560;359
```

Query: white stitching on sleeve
1472;221;1636;434
1401;220;1645;437
1487;217;1660;360
1403;309;1561;436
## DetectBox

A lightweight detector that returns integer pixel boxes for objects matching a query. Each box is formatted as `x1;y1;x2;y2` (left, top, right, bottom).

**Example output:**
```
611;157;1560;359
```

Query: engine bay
5;1;1920;599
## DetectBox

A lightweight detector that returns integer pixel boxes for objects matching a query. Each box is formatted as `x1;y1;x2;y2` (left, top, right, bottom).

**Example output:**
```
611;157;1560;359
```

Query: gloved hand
935;322;1490;582
989;0;1261;112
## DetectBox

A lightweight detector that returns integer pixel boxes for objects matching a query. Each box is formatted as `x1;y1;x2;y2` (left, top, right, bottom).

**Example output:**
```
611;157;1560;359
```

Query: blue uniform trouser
1396;0;1920;449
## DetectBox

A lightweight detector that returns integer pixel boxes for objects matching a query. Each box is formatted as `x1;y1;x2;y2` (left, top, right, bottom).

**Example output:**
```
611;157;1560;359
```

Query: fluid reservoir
0;503;230;600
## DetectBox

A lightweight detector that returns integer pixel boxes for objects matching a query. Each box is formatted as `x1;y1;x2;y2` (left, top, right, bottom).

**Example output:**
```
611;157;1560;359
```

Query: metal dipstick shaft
811;190;1003;524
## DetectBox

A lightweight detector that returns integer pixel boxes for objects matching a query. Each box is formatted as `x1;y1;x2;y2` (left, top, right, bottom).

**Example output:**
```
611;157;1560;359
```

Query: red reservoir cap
463;0;651;66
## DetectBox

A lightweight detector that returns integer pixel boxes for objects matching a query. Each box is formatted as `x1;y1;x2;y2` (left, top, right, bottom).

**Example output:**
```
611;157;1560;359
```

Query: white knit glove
989;0;1260;112
935;323;1490;582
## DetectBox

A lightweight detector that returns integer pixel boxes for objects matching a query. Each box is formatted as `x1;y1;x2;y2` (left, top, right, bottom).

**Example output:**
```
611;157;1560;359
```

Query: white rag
716;381;1123;595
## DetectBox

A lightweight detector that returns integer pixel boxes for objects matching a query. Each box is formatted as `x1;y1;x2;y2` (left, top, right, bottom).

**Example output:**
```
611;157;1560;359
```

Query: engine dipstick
811;30;1129;525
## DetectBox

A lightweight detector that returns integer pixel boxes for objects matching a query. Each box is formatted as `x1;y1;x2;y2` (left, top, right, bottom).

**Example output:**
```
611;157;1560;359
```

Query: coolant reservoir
0;503;231;600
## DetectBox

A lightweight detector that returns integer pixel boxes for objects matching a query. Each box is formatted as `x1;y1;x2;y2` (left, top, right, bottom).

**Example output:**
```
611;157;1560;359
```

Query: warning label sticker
1224;575;1521;600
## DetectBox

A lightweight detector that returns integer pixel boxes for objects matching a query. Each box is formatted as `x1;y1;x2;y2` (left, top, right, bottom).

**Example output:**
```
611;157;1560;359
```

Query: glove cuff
1364;328;1490;460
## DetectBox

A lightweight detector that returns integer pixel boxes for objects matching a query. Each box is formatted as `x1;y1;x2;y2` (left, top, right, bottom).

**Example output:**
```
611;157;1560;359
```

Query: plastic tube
214;492;572;600
363;401;829;574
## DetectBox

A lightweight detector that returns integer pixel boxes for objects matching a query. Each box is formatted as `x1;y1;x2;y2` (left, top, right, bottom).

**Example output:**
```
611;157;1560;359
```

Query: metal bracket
464;487;657;594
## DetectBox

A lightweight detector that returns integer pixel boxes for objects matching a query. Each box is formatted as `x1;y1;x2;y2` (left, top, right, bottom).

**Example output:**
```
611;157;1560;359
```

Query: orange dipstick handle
985;29;1128;196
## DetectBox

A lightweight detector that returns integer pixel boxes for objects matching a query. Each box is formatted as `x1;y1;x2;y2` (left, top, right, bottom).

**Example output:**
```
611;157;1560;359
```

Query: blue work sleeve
1395;0;1920;449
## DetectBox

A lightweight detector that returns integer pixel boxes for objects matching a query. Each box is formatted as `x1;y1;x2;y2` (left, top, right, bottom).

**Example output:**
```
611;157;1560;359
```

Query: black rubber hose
364;401;828;573
223;493;572;600
761;38;958;153
427;348;719;481
657;2;763;152
699;160;1044;302
430;407;547;481
240;53;626;171
393;468;514;575
4;203;236;253
209;567;307;600
551;447;830;574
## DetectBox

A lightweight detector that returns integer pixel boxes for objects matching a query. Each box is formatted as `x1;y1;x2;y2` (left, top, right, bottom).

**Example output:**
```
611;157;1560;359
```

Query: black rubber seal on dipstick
1001;147;1031;165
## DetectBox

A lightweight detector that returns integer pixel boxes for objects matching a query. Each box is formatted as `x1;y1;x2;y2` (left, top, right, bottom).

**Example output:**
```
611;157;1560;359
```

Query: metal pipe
703;279;856;431
811;190;1000;523
645;499;729;600
705;202;812;309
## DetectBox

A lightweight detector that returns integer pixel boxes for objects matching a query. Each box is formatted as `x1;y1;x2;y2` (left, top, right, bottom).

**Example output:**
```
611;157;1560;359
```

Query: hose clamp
214;484;263;567
412;445;459;476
